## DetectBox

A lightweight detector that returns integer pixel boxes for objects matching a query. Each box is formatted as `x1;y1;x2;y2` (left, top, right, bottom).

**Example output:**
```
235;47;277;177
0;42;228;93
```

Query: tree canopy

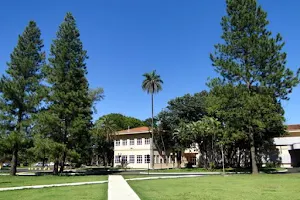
96;113;146;131
210;0;299;173
0;21;45;175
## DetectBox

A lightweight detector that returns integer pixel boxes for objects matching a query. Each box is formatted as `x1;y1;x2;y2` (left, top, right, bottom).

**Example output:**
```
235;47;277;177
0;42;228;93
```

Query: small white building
113;126;197;169
274;125;300;168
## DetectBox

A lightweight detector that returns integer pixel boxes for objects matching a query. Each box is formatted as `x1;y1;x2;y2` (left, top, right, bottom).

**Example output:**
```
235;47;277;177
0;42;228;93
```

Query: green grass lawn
129;174;300;200
0;175;107;188
2;184;107;200
152;167;284;173
122;175;164;179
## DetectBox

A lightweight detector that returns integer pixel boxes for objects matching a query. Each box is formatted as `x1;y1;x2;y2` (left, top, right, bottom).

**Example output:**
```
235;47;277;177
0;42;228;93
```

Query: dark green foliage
92;116;118;166
144;117;158;128
43;13;93;173
0;21;45;175
210;0;299;173
93;113;145;165
97;113;146;131
156;91;208;139
207;83;286;167
210;0;299;99
154;91;208;165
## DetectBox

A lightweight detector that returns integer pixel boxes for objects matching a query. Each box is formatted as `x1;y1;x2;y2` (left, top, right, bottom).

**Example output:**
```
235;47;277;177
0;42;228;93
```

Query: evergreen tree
0;21;45;175
45;13;93;174
210;0;299;173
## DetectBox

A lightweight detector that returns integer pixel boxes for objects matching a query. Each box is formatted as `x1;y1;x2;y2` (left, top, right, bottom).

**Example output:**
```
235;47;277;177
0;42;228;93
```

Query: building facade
113;125;300;169
274;125;300;168
113;126;196;169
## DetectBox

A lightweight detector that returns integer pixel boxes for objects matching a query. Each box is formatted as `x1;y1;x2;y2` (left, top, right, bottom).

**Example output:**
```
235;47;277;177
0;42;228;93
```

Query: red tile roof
117;126;151;135
285;124;300;137
287;124;300;131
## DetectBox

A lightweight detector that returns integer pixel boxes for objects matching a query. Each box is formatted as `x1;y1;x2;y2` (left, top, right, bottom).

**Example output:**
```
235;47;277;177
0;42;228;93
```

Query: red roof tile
117;126;151;135
287;124;300;131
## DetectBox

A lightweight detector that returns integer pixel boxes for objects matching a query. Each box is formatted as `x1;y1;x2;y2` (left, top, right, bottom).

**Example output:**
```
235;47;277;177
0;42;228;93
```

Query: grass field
2;184;107;200
128;174;300;200
0;175;107;188
122;175;164;179
152;167;284;173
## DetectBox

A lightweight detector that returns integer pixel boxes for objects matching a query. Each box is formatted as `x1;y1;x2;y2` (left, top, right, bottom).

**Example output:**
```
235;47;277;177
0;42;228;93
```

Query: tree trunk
237;148;241;168
150;93;154;169
53;160;59;175
11;111;22;176
250;132;258;174
42;149;46;167
10;147;18;176
59;152;66;173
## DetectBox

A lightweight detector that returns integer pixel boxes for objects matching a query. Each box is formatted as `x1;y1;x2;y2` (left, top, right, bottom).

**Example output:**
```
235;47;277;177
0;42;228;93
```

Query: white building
113;126;197;169
113;125;300;169
274;125;300;168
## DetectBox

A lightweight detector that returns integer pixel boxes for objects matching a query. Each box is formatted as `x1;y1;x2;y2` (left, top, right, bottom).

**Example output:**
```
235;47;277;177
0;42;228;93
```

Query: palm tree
94;117;117;166
142;70;163;168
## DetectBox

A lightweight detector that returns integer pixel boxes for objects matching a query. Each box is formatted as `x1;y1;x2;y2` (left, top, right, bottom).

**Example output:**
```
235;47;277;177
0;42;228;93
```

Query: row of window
115;155;150;164
115;138;150;146
114;155;176;164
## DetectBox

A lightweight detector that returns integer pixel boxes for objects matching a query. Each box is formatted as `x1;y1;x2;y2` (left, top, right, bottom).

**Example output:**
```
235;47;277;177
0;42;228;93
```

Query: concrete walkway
108;175;140;200
0;180;107;192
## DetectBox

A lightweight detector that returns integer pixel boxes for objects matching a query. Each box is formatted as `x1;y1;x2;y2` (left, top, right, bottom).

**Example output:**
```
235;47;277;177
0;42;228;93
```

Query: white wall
274;137;300;146
114;136;152;168
274;136;300;168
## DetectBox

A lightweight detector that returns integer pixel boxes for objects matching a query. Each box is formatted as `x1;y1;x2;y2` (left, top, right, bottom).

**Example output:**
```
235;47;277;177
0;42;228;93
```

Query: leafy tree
28;134;52;167
96;113;146;131
89;87;105;113
207;83;285;168
142;70;163;168
165;91;208;124
93;113;145;165
0;21;45;175
210;0;299;173
155;91;208;150
153;91;208;167
144;117;158;128
44;13;94;174
178;117;221;168
92;116;117;166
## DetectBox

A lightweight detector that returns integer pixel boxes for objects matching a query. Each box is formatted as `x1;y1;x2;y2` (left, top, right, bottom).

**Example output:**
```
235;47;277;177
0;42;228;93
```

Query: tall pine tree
0;21;45;175
45;13;93;174
210;0;299;173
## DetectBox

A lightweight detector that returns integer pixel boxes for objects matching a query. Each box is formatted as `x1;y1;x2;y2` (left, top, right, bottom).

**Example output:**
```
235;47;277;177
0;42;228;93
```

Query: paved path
0;180;107;192
108;175;140;200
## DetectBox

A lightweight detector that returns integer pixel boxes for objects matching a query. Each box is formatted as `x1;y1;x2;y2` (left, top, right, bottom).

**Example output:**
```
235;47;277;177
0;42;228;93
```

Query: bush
265;162;280;168
185;162;194;168
209;162;215;170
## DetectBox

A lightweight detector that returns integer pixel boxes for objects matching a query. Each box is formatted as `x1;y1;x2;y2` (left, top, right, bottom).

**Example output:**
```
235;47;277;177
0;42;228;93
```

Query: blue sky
0;1;299;124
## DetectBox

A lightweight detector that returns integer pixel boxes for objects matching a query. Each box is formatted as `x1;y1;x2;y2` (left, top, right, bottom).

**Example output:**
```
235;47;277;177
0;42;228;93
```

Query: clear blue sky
0;1;299;124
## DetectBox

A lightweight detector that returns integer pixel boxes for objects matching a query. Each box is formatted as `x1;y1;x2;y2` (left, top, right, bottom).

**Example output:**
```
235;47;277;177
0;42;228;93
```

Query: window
156;155;160;164
137;138;142;145
191;157;196;165
115;156;120;163
121;155;127;163
115;140;120;146
145;138;150;145
129;155;135;163
122;139;127;146
130;139;135;145
137;155;143;163
144;155;150;163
